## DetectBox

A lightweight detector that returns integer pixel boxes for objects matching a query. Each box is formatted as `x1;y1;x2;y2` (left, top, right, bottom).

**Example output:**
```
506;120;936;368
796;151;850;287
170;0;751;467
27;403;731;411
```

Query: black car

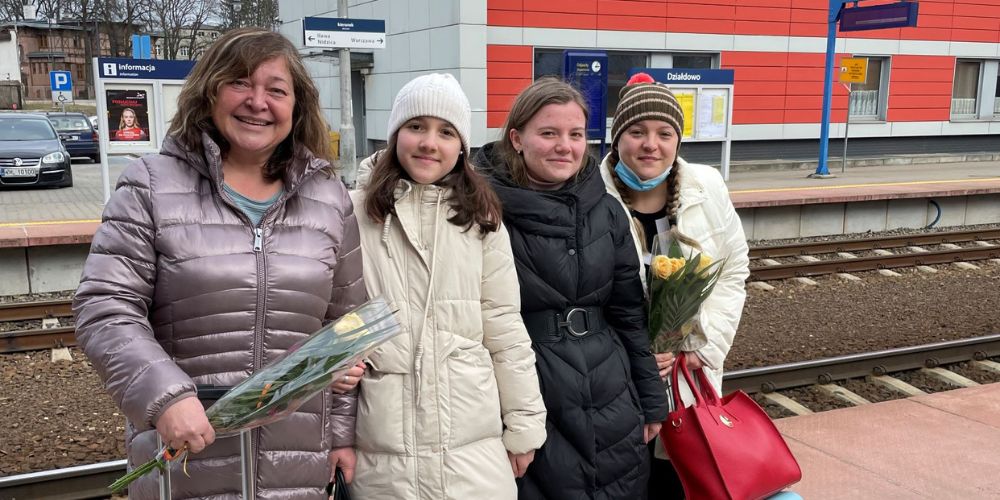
0;113;73;188
45;112;100;163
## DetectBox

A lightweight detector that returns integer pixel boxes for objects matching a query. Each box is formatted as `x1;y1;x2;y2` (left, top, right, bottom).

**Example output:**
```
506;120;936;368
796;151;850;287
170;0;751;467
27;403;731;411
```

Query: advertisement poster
106;89;150;142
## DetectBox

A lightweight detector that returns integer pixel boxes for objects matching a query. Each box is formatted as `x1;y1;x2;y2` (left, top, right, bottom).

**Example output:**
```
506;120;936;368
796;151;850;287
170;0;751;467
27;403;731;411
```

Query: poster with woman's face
106;89;150;142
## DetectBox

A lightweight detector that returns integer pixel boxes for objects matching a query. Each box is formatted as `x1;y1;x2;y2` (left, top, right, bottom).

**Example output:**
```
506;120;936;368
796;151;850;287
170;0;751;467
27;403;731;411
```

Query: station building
278;0;1000;163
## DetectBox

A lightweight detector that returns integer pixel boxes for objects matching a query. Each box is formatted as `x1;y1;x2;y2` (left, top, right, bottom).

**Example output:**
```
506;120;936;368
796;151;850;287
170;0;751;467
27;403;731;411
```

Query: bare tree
95;0;141;57
141;0;215;59
218;0;278;31
0;0;25;22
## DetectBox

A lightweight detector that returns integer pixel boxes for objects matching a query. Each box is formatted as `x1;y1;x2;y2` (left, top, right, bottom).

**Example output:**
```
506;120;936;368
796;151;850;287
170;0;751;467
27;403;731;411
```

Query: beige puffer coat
73;134;366;499
349;157;546;499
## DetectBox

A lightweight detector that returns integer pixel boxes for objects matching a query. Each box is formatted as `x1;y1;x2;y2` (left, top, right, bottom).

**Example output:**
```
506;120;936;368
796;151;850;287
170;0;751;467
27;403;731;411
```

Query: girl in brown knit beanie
600;72;751;500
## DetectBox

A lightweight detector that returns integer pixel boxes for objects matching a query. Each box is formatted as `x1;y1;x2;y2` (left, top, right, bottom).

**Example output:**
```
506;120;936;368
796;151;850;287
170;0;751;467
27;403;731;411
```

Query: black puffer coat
474;143;669;500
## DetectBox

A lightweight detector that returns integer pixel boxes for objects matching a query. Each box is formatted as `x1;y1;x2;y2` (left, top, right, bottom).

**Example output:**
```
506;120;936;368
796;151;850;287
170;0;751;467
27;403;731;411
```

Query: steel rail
722;333;1000;395
0;299;74;322
748;244;1000;281
0;326;76;353
749;228;1000;259
0;459;126;499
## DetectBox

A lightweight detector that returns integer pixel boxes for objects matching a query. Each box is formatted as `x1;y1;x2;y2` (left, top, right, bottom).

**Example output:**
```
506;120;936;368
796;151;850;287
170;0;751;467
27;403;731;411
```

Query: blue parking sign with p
50;71;72;91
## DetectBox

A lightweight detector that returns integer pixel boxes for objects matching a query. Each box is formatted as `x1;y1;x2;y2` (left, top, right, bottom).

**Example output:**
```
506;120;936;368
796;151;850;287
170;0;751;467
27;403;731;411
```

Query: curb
726;152;1000;173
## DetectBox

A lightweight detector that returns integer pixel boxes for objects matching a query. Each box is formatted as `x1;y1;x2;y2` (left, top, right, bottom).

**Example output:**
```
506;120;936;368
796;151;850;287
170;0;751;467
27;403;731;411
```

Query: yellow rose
334;312;366;336
652;255;686;279
696;254;713;272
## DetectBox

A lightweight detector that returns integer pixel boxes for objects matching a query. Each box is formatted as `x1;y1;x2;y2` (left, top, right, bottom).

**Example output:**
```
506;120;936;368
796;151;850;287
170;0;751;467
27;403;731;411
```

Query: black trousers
645;440;685;499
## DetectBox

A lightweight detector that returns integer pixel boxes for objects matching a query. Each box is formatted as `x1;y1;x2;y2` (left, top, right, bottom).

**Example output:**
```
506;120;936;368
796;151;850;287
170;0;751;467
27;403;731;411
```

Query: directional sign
840;1;919;32
563;51;608;141
839;58;868;83
303;17;386;49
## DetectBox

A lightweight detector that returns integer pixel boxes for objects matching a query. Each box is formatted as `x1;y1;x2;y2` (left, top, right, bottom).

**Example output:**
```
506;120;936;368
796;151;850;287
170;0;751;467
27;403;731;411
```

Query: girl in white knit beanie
348;73;547;500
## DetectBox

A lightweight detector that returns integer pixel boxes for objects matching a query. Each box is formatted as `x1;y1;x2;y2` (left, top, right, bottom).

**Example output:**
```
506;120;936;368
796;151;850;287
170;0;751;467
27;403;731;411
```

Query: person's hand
654;352;676;381
643;422;662;444
507;450;535;478
154;396;215;454
331;362;366;394
684;352;704;371
328;447;357;483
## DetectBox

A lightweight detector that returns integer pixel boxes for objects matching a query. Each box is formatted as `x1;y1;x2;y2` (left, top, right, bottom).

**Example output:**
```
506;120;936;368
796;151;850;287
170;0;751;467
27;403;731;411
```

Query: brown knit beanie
610;72;684;152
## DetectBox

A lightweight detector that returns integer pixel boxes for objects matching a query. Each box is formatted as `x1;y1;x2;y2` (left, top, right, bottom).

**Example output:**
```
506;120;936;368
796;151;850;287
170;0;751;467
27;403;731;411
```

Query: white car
88;115;98;130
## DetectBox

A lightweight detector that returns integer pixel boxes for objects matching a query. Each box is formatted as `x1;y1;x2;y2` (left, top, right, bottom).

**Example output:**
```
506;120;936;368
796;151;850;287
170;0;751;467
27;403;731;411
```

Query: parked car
0;112;73;188
88;115;98;130
44;112;100;163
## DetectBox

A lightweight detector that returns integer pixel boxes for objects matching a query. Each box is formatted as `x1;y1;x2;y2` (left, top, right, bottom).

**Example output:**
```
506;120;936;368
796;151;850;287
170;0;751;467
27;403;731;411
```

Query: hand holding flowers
646;235;725;356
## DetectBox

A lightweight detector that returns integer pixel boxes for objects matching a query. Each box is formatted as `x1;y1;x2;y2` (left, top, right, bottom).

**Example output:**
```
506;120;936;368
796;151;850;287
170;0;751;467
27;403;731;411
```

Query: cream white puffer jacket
600;155;750;411
349;158;546;499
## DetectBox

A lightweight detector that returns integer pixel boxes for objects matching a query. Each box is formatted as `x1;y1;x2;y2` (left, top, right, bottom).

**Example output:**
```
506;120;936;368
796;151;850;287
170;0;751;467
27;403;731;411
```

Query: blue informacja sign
563;51;608;141
97;58;195;80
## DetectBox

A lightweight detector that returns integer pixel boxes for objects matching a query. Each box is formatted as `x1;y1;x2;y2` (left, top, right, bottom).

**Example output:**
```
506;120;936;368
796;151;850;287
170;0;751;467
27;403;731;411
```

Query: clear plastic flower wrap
110;296;401;493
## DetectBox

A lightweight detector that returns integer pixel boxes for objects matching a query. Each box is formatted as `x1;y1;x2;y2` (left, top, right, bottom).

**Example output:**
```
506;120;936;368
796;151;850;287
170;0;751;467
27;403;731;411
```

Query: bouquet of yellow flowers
647;235;726;353
109;297;401;493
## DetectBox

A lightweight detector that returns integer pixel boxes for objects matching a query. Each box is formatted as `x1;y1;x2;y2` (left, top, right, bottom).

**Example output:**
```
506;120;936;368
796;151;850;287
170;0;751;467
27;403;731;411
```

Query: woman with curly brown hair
74;28;366;499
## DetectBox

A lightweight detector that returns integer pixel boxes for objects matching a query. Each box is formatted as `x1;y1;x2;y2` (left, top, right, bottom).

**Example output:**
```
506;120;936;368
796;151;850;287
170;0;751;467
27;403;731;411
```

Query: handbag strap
670;352;723;407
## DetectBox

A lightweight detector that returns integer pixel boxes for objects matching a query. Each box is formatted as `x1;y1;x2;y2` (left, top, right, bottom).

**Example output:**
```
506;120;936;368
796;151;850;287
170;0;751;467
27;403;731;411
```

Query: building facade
280;0;1000;157
0;21;120;101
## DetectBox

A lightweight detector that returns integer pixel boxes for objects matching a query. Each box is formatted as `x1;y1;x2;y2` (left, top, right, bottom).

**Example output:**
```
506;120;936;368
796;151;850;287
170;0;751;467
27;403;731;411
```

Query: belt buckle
559;308;589;337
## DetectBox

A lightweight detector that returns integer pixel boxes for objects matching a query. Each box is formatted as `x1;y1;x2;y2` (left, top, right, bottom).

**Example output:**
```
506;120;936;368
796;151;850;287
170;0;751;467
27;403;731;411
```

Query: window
849;56;889;120
951;59;1000;120
952;60;980;117
179;46;190;58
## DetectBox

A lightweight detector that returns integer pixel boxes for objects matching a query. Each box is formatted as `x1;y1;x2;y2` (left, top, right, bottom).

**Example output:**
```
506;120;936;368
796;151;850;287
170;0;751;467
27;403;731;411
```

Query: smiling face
395;116;462;184
616;119;679;180
211;56;295;164
509;102;587;184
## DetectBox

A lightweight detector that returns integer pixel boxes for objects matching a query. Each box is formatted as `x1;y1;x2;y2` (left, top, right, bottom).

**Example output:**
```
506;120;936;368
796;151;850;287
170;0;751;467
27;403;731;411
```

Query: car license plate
1;167;37;178
68;135;79;141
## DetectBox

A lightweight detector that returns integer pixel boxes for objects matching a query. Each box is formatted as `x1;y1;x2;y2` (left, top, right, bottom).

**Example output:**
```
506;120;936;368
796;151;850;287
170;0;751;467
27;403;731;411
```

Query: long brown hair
497;77;589;186
167;28;332;180
364;135;502;235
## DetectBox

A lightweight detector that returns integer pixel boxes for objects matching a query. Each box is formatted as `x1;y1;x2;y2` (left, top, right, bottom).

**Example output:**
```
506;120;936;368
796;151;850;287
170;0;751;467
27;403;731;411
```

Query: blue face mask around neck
615;160;671;192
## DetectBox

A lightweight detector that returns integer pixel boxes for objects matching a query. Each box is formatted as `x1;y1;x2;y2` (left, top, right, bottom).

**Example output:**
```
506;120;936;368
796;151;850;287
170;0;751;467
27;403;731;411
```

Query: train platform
775;382;1000;499
726;160;1000;240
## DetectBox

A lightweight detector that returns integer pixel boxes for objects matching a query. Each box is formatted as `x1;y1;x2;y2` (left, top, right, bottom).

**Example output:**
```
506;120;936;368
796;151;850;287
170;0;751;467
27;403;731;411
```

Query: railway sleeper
919;367;980;388
972;359;1000;375
762;392;813;416
868;375;927;397
814;383;871;406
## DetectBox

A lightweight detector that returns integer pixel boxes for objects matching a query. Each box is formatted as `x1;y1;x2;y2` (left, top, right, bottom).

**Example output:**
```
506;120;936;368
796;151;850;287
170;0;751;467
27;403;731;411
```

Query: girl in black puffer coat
473;78;669;500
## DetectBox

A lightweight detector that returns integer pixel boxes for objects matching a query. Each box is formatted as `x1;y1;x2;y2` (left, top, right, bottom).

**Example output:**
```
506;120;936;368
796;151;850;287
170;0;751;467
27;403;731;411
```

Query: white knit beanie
386;73;471;156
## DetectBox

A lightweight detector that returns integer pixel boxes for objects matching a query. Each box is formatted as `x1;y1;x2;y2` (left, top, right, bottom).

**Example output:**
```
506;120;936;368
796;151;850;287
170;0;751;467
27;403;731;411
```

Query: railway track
748;228;1000;281
4;336;997;498
0;326;76;353
0;299;73;323
723;333;1000;416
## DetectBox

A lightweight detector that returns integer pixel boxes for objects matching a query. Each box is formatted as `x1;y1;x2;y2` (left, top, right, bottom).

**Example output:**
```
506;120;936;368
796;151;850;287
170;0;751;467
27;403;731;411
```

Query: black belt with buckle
522;306;607;343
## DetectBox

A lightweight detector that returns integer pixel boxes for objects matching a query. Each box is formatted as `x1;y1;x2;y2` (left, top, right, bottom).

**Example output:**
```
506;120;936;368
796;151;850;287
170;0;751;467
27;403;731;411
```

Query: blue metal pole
816;0;842;176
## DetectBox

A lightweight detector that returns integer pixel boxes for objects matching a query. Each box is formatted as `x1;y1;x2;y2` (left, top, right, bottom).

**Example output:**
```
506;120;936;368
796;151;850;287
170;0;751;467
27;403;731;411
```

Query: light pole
232;1;242;29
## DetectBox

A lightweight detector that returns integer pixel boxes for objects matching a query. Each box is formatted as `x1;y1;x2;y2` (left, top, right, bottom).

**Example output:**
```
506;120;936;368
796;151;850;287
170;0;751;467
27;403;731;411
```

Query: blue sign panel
49;71;72;91
131;34;152;59
303;17;386;33
840;2;919;32
98;58;195;80
629;68;735;86
563;51;608;141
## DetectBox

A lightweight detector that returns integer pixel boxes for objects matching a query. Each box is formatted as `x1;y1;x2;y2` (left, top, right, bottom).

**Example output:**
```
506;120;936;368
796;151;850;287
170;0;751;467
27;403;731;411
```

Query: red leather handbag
659;352;801;500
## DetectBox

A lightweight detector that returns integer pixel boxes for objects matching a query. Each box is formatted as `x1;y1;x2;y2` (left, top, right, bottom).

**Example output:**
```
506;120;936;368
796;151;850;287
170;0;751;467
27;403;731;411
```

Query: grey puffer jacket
73;134;366;499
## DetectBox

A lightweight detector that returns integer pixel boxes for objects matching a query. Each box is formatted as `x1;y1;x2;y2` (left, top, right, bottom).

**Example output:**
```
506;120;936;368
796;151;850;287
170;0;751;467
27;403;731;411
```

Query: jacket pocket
446;339;502;449
355;346;411;454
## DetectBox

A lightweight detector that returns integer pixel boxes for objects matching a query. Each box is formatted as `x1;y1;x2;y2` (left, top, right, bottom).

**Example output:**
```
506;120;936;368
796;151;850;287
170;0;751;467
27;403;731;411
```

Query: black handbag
325;468;351;500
